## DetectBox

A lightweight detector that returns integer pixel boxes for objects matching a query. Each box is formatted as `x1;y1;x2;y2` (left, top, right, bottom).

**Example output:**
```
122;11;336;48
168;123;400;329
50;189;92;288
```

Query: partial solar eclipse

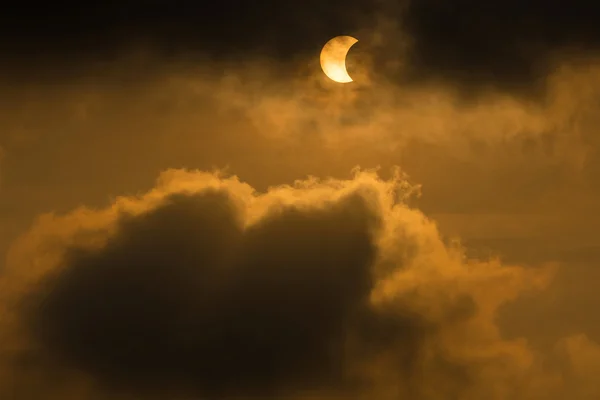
320;36;358;83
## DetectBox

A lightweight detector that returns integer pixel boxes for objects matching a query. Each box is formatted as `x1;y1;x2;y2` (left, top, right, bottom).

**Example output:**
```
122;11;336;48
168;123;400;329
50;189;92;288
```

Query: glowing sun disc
320;35;358;83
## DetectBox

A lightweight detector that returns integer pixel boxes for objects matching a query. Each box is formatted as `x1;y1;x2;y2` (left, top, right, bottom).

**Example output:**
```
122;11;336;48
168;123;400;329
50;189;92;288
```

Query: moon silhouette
320;35;358;83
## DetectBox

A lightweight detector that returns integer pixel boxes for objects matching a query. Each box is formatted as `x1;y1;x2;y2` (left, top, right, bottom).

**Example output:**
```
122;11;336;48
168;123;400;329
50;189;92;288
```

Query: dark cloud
27;189;384;397
0;170;559;399
5;0;600;96
361;0;600;97
0;0;377;82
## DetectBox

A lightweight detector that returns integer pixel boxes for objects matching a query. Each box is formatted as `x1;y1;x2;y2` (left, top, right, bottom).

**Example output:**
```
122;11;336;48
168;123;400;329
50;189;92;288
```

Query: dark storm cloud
1;170;557;399
27;188;387;397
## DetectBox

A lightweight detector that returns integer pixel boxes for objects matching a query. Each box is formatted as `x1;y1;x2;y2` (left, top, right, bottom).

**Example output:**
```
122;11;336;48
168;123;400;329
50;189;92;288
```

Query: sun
320;36;358;83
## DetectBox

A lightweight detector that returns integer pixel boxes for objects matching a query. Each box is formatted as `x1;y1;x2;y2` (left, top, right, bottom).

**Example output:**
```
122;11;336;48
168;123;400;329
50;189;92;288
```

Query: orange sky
1;6;600;399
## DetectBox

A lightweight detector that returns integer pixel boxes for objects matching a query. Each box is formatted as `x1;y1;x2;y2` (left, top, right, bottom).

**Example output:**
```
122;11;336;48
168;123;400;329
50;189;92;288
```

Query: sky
2;1;600;399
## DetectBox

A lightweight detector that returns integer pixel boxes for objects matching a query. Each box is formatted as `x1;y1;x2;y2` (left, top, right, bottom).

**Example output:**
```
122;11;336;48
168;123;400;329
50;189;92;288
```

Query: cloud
6;1;600;97
1;168;585;399
4;25;600;169
359;0;600;97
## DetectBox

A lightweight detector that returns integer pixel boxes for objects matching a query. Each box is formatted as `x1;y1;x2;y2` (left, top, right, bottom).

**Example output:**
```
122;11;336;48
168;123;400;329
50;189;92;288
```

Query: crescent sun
320;35;358;83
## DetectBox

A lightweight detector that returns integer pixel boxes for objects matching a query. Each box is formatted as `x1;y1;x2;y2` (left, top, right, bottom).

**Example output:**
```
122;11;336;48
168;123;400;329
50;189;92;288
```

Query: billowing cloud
4;168;595;399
